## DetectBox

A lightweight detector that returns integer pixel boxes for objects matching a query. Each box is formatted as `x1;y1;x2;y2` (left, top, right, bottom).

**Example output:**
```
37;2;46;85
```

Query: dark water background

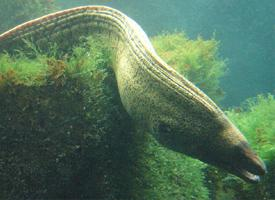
57;0;275;107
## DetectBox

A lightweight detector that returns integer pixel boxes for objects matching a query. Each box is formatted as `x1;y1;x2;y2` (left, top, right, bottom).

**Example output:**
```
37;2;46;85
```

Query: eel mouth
232;152;267;183
211;156;266;183
235;166;266;183
224;142;267;183
203;141;267;183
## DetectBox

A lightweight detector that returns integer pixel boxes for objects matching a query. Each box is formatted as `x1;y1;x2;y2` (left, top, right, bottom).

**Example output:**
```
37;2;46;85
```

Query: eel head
151;112;266;183
201;123;267;183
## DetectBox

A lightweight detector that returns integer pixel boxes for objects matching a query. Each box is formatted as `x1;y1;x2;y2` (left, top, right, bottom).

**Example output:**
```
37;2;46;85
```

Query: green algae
2;31;272;200
0;37;120;199
151;32;227;102
227;94;275;161
0;35;210;199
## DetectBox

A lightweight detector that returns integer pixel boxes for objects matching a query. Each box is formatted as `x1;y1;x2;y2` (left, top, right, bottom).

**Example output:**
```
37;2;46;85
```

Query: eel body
0;6;266;182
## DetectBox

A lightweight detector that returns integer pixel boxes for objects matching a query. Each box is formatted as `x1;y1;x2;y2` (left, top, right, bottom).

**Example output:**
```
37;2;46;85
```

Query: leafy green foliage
0;53;48;86
226;94;275;161
0;36;210;199
151;32;227;102
132;132;209;200
206;94;275;200
0;37;129;199
0;0;57;33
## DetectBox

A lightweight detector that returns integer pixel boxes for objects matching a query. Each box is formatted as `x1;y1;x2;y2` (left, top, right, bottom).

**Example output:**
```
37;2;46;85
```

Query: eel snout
232;141;266;183
194;120;267;183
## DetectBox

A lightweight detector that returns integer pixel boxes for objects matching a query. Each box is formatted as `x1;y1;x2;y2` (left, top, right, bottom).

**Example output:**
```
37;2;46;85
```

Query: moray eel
0;6;266;182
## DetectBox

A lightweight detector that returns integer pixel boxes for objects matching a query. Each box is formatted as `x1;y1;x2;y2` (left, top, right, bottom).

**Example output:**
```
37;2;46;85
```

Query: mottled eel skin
0;6;266;182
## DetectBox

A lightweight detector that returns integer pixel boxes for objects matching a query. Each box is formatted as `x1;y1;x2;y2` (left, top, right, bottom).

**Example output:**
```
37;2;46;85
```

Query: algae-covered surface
0;37;210;199
0;34;274;200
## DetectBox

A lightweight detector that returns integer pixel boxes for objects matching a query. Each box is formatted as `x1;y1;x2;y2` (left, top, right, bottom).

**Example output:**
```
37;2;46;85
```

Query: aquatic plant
0;37;116;199
227;94;275;161
0;0;57;33
151;32;227;102
206;94;275;200
0;36;209;199
132;133;209;200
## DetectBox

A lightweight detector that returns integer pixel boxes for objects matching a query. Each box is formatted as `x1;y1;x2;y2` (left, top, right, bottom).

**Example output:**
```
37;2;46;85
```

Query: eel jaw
227;160;266;183
208;155;267;183
230;145;267;183
237;168;262;183
212;143;267;183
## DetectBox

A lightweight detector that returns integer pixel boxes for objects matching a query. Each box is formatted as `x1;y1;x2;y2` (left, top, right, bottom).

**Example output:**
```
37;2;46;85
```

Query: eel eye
152;121;175;137
158;123;172;133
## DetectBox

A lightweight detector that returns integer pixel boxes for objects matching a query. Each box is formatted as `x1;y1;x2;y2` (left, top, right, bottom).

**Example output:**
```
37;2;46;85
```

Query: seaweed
151;32;227;102
227;94;275;161
0;36;210;199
